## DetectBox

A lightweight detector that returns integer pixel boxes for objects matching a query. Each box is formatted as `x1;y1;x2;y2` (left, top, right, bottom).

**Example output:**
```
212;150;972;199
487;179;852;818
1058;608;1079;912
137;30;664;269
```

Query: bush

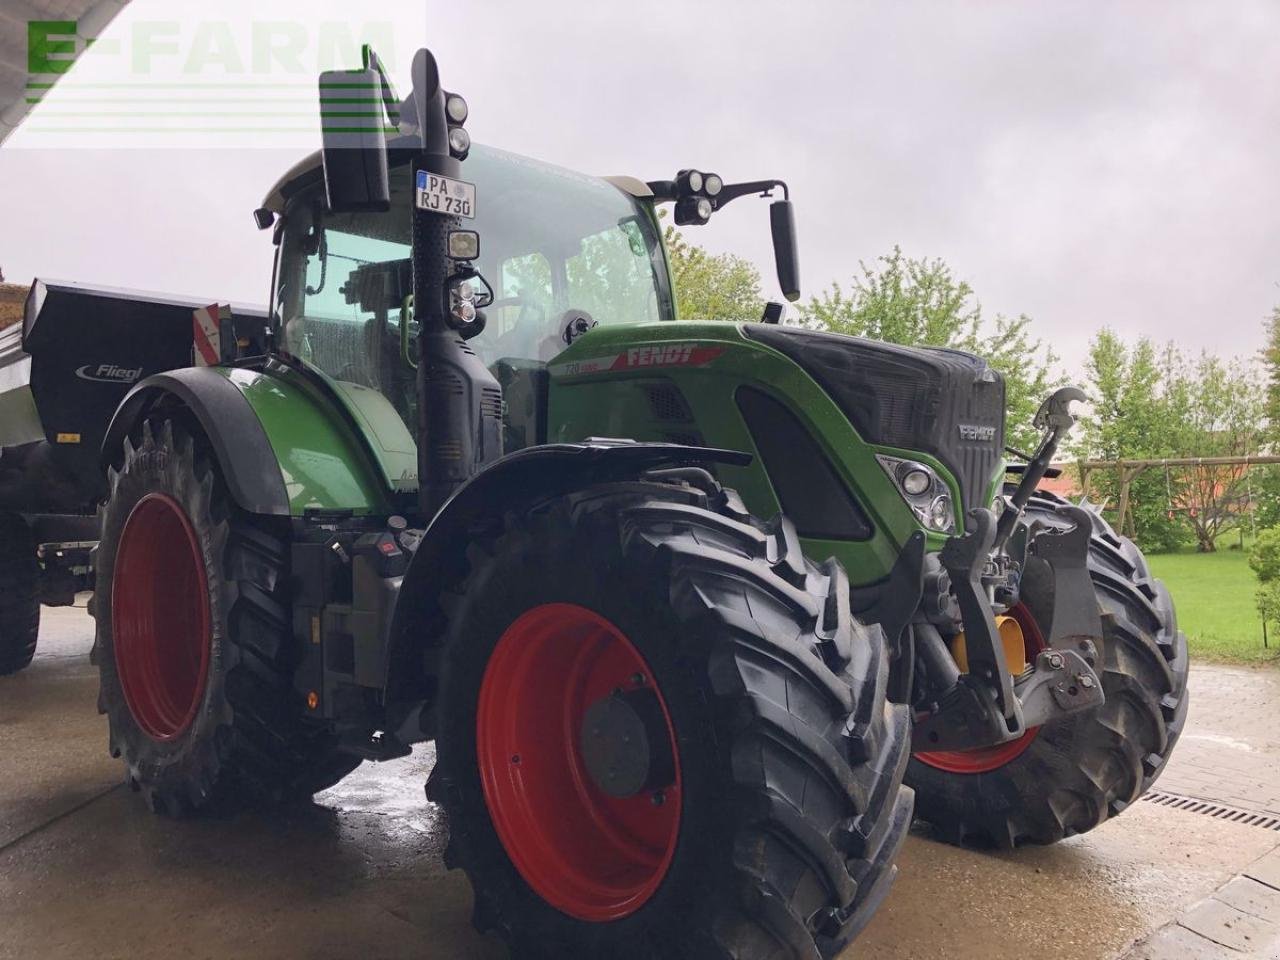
1248;526;1280;583
1257;582;1280;630
1254;467;1280;530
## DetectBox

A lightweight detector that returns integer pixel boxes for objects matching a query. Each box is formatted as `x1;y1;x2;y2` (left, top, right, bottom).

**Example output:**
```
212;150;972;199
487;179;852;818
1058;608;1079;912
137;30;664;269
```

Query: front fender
383;441;750;708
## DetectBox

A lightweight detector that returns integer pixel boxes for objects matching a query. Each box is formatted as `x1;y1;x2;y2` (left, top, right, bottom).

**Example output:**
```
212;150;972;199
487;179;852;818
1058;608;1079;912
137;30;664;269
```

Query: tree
1252;303;1280;528
1250;528;1280;644
1081;330;1265;552
1169;352;1265;551
798;247;1062;450
664;226;763;322
1262;302;1280;440
1080;332;1190;552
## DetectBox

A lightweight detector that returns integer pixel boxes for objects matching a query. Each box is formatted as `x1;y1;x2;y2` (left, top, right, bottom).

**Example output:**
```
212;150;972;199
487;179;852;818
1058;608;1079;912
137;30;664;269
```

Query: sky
1;0;1277;381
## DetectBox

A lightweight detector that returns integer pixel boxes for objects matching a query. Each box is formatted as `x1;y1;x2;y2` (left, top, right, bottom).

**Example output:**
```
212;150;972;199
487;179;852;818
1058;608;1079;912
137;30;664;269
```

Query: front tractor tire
908;488;1190;848
430;480;913;960
93;417;358;815
0;511;40;676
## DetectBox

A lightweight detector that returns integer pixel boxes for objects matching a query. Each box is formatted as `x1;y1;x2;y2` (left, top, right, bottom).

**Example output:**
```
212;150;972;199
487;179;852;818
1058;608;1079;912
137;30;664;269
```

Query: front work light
448;127;471;158
447;230;480;261
446;93;469;124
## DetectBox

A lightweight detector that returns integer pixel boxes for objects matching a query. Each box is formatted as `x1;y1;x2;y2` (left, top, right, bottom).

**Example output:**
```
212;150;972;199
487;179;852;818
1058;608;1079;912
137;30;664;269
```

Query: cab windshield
274;145;673;405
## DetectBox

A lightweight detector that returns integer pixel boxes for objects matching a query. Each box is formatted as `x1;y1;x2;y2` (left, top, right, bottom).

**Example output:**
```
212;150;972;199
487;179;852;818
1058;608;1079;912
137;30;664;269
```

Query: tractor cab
263;143;675;452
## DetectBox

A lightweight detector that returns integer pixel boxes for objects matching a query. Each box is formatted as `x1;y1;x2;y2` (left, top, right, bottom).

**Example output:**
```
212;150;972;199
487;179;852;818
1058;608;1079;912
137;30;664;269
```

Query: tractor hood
742;324;1005;515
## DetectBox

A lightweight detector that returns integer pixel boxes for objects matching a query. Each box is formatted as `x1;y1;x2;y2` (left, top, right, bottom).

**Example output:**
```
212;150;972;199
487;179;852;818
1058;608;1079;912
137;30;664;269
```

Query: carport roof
0;0;130;146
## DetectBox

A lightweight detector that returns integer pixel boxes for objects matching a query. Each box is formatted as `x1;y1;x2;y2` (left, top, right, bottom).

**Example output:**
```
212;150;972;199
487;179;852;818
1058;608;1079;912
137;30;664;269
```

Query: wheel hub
580;687;676;799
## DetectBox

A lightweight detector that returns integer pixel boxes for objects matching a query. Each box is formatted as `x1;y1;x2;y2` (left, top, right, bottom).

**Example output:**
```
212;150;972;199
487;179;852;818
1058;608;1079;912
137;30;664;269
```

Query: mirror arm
711;178;789;210
363;46;402;127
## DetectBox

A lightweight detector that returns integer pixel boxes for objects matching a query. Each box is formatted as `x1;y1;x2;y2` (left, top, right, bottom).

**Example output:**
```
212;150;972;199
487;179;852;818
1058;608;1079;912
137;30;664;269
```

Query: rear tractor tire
430;479;913;959
0;511;40;676
908;488;1190;848
93;417;360;815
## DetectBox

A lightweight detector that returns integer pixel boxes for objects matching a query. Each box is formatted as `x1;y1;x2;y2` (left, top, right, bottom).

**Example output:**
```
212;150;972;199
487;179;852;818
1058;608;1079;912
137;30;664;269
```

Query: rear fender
382;441;751;719
102;366;391;516
104;368;288;515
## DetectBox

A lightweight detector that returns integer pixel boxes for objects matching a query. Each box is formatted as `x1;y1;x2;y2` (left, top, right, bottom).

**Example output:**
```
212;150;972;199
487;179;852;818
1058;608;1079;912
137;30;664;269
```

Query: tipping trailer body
0;280;267;515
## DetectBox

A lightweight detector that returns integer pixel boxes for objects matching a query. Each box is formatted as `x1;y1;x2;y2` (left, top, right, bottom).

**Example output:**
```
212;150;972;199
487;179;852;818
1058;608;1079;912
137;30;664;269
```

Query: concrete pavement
2;607;1279;960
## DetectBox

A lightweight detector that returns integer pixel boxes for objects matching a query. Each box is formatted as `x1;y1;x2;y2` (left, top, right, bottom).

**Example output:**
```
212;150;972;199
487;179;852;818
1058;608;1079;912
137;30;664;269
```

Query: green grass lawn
1146;545;1280;664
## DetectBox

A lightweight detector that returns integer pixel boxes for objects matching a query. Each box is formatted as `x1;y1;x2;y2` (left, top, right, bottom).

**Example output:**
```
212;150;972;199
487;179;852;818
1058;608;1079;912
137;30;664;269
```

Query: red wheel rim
914;604;1046;775
475;603;681;922
111;493;212;742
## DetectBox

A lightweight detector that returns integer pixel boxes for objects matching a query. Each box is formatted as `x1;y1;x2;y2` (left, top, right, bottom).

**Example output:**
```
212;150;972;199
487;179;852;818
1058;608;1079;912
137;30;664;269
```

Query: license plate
415;170;476;219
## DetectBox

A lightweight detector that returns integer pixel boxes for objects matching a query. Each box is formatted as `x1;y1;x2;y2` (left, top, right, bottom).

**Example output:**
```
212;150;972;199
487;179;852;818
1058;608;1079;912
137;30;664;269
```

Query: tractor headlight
901;468;931;497
875;454;956;533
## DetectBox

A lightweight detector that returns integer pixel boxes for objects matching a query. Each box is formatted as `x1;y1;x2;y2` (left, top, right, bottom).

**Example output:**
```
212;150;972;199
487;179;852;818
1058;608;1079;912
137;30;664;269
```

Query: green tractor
0;44;1188;959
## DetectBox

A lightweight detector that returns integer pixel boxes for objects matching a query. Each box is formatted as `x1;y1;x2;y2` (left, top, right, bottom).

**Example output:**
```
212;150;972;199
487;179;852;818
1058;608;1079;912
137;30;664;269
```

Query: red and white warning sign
193;303;229;366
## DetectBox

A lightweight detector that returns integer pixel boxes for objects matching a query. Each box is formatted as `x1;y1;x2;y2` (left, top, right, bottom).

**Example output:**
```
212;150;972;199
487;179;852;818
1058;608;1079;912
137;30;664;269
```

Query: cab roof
259;139;652;216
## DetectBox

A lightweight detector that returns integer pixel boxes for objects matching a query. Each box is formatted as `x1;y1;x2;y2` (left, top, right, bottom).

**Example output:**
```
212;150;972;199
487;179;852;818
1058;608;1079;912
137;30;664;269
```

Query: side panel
221;367;394;516
546;322;956;585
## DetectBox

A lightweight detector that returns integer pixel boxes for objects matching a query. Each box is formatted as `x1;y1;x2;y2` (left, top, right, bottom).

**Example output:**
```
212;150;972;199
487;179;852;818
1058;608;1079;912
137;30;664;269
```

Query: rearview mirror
769;200;801;302
319;64;391;214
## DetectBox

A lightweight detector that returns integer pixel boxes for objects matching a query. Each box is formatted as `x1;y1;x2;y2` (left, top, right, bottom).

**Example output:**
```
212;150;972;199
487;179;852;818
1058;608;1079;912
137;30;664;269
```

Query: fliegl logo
75;363;143;384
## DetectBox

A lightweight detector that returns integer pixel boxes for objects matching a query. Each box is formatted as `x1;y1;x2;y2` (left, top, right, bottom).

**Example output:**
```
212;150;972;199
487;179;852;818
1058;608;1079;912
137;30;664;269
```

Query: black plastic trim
735;386;873;541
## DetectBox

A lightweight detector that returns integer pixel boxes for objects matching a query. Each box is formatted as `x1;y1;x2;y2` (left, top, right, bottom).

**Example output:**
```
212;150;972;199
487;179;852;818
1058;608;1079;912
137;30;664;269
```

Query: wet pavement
2;607;1279;960
1155;665;1280;819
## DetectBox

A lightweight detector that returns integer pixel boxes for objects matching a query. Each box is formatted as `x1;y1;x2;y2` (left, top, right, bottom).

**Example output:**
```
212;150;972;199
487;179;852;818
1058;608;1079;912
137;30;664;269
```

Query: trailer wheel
93;417;359;814
0;512;40;676
906;487;1190;848
430;480;913;959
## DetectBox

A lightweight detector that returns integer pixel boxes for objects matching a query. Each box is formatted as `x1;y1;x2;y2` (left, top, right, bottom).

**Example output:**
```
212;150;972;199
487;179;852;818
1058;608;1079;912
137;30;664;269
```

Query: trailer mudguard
102;366;391;517
382;441;751;713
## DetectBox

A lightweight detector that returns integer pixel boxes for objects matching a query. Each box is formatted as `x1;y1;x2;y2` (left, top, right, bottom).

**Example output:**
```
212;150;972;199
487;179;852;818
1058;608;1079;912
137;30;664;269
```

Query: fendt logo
957;423;997;442
75;363;143;384
625;345;696;367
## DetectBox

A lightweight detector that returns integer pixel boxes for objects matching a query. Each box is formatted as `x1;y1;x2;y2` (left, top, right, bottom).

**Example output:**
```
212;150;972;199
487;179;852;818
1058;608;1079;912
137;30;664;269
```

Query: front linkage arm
913;509;1026;752
912;387;1107;753
995;385;1088;549
911;505;1106;752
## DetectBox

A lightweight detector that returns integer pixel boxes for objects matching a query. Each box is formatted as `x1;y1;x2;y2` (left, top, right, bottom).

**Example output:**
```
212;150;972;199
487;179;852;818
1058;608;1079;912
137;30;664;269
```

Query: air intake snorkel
401;49;502;518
